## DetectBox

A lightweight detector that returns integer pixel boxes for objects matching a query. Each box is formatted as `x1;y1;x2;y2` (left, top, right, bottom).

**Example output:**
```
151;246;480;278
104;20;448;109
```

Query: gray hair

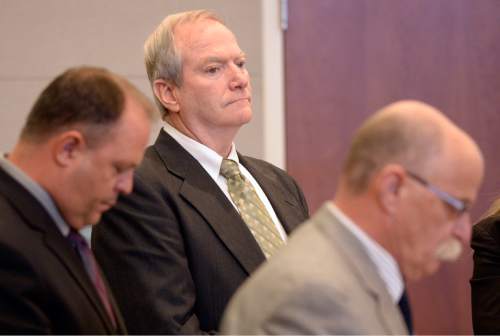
144;10;223;118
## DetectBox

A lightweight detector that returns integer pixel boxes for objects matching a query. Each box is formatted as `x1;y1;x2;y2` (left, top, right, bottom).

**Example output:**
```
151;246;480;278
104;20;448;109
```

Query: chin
420;260;441;278
227;105;252;123
239;109;252;125
87;213;103;226
403;258;440;281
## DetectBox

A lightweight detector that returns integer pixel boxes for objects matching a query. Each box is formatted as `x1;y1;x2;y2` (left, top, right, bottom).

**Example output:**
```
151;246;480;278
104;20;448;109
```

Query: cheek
398;202;441;254
415;215;455;264
186;83;220;105
77;169;113;200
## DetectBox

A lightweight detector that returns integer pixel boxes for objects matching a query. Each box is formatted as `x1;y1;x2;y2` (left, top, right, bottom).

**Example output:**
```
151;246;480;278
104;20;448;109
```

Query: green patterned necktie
220;159;284;258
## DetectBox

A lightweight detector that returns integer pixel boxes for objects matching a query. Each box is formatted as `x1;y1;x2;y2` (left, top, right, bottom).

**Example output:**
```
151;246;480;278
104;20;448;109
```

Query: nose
453;213;472;246
228;64;249;91
115;170;134;195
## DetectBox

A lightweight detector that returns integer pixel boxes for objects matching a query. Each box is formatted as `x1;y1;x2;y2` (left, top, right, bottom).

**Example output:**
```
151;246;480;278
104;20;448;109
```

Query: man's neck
9;143;36;177
166;118;237;157
333;191;395;256
9;142;55;191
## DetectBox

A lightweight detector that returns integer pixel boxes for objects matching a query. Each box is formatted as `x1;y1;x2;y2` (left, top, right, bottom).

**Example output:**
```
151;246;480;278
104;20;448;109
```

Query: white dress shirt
164;123;287;241
327;202;404;303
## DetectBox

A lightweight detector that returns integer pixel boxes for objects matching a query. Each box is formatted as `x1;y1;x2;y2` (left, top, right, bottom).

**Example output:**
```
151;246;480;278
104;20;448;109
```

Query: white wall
0;0;285;166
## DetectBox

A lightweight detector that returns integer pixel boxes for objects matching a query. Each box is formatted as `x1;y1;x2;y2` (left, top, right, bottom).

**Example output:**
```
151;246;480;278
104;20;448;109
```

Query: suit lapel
43;230;116;332
153;130;265;274
239;155;301;234
0;168;116;333
99;264;128;333
313;204;408;334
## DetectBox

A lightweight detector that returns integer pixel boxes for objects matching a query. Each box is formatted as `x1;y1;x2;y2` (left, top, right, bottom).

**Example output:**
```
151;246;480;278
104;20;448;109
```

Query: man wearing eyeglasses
221;100;484;335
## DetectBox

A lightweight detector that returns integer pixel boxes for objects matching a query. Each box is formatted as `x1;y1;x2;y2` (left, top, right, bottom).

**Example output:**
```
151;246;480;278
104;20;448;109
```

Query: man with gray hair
0;66;153;333
221;100;484;334
92;9;309;334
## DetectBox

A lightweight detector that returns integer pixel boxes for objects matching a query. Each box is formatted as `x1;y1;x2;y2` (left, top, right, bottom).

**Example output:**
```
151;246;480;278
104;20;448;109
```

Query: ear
153;79;180;113
375;164;406;215
51;130;86;167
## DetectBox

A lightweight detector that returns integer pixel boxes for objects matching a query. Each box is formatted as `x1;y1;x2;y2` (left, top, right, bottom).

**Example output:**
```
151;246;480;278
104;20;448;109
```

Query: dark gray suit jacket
92;130;309;334
0;167;126;334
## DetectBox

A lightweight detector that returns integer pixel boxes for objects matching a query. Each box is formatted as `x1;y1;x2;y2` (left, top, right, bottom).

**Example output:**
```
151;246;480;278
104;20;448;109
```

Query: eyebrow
202;53;247;64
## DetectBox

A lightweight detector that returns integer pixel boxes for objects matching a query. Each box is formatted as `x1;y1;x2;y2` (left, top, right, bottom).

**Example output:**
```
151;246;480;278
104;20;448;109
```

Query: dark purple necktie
67;229;116;328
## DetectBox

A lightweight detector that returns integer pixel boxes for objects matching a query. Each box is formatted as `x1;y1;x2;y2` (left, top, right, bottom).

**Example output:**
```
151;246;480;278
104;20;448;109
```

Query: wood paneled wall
285;0;500;333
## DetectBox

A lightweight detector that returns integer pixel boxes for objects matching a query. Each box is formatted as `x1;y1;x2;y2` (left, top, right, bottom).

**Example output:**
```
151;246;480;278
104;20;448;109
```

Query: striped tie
67;229;116;328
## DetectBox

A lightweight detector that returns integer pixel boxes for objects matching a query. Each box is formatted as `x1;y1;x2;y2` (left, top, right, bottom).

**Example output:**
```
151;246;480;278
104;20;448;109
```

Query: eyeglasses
405;170;469;215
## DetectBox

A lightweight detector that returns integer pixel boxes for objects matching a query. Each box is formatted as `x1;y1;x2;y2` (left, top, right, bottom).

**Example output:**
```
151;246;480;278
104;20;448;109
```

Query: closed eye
113;164;124;175
236;59;246;68
205;65;221;74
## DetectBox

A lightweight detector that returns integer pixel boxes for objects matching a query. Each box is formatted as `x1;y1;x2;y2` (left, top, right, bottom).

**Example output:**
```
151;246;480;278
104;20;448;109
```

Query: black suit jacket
471;214;500;334
0;167;126;334
92;130;309;334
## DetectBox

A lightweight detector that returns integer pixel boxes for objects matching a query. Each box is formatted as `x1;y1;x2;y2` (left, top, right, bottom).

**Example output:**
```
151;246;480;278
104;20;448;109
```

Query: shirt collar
0;155;71;236
163;123;239;178
327;202;404;303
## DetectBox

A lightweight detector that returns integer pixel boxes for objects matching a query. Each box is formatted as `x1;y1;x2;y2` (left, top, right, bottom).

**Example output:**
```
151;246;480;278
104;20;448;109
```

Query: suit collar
152;130;306;272
327;203;404;302
43;230;121;333
0;156;70;236
239;155;299;234
163;123;232;181
152;130;266;274
312;203;408;334
0;167;123;333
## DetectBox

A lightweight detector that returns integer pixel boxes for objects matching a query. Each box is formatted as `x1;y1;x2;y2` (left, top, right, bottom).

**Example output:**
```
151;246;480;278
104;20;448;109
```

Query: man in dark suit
91;9;309;334
0;66;153;333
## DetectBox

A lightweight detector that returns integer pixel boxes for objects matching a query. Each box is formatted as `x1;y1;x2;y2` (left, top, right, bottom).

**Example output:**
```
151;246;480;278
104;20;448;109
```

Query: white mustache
435;238;462;261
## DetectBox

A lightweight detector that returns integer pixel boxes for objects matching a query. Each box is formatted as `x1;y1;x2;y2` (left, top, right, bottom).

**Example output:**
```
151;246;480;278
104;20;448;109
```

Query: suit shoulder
135;145;166;179
239;156;297;187
0;200;47;286
240;156;287;174
240;155;309;217
130;145;180;196
0;196;34;241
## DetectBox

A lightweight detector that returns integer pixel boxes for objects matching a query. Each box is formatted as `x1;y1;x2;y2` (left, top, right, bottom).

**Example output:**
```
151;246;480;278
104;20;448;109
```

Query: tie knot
67;229;89;250
220;159;241;179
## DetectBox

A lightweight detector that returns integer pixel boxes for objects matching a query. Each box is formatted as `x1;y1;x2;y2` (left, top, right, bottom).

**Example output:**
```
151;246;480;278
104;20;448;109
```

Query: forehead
426;137;484;202
174;19;242;61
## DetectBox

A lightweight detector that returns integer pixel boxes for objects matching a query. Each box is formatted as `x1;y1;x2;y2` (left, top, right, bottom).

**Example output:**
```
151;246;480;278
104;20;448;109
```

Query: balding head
335;100;484;281
342;100;480;193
